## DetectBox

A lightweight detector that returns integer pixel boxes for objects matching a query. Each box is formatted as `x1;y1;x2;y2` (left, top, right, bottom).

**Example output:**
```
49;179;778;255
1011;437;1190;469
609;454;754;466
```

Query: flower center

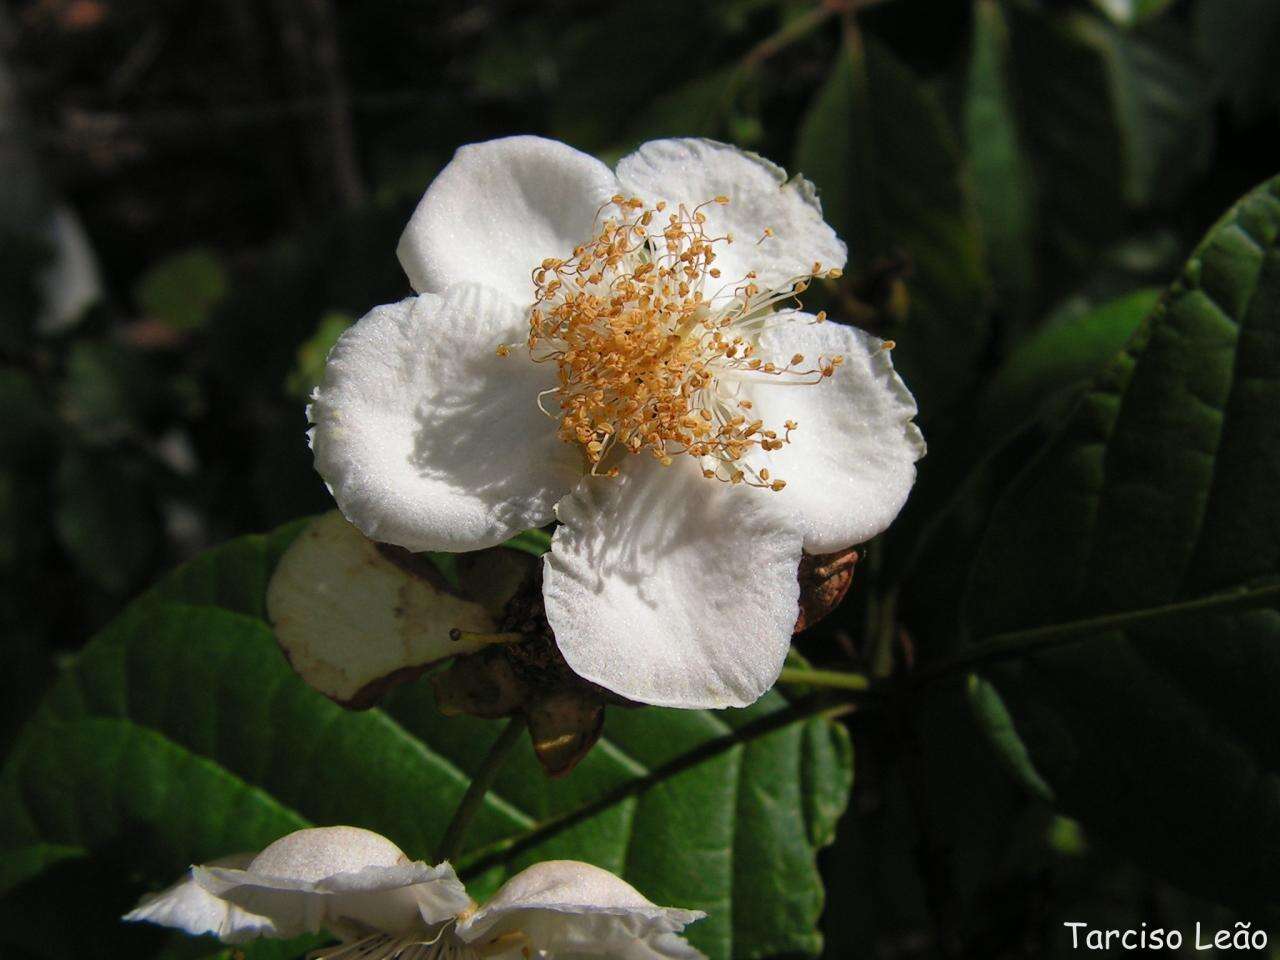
516;195;843;491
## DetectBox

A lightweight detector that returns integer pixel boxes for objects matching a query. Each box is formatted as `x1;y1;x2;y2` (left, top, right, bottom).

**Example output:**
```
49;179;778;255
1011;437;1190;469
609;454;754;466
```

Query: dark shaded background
2;0;1278;956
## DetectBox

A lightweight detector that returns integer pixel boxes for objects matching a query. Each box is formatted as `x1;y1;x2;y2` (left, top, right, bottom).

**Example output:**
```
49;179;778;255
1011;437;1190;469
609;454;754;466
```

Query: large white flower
124;825;705;960
309;136;924;710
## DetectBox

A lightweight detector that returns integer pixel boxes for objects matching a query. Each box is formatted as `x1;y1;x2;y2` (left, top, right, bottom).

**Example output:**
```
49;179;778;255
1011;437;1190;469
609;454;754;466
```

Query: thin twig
739;0;895;71
301;0;365;208
436;717;525;864
914;579;1280;688
457;697;855;880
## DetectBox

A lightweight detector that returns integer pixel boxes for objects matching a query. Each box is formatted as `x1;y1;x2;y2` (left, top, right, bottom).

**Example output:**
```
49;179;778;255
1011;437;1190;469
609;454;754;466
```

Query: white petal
309;284;581;552
249;826;411;880
745;316;924;553
615;138;846;294
123;854;279;945
195;828;471;941
397;136;620;305
266;512;498;707
457;860;705;960
543;456;803;709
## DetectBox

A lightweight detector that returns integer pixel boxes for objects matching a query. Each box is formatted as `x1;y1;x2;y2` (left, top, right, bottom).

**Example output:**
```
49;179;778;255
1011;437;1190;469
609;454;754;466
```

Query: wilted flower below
125;825;705;959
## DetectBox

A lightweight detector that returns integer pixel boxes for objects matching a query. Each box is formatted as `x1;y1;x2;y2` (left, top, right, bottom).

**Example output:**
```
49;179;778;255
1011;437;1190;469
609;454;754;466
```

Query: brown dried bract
432;568;631;778
794;548;858;633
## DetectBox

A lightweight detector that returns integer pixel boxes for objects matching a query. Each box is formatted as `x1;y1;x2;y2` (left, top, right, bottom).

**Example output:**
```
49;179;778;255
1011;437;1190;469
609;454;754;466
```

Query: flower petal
195;828;471;941
309;284;581;552
266;512;520;707
249;826;410;880
543;456;803;708
123;854;278;944
397;136;619;305
615;138;846;294
745;316;925;553
457;860;705;960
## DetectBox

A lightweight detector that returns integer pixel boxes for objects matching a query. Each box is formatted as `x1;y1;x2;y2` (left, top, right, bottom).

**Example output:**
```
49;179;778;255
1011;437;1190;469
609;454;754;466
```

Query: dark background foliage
2;0;1279;957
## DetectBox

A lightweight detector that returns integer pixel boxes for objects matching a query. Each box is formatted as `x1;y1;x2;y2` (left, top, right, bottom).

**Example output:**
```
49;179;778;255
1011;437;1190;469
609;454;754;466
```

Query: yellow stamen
523;197;843;491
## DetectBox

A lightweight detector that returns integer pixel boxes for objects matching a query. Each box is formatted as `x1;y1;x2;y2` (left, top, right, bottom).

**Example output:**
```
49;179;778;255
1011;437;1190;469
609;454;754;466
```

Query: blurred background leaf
965;0;1036;333
797;24;990;420
134;249;227;333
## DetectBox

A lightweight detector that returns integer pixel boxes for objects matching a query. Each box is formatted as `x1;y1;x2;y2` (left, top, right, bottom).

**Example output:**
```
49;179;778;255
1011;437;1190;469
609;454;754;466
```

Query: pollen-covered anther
524;196;841;491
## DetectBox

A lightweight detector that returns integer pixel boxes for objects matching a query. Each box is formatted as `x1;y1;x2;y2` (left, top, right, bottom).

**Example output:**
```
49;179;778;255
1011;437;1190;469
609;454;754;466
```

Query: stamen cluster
519;196;843;490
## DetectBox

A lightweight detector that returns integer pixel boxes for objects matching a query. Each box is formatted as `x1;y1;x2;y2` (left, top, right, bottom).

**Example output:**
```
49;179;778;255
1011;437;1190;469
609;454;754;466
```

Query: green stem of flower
436;717;525;864
777;666;872;692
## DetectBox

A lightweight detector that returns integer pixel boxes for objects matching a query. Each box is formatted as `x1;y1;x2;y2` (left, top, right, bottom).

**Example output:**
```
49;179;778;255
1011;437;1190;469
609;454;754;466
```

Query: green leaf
1007;5;1214;260
501;527;553;557
1;525;853;960
961;176;1280;907
965;674;1053;803
797;28;989;417
977;287;1162;448
135;249;228;332
965;0;1037;326
1089;0;1177;26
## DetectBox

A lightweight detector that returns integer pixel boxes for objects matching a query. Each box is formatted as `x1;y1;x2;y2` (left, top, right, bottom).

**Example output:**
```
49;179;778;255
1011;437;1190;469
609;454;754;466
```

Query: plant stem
777;666;872;692
915;579;1280;688
436;717;525;863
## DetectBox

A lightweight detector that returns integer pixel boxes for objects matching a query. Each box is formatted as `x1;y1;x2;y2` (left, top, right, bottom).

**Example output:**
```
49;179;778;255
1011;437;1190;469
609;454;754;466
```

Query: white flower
309;136;924;710
124;825;705;959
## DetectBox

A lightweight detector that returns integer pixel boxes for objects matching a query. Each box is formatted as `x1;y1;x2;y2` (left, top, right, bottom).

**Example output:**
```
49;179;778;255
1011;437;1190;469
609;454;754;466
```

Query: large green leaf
976;287;1162;449
962;176;1280;907
796;28;990;418
0;526;852;960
